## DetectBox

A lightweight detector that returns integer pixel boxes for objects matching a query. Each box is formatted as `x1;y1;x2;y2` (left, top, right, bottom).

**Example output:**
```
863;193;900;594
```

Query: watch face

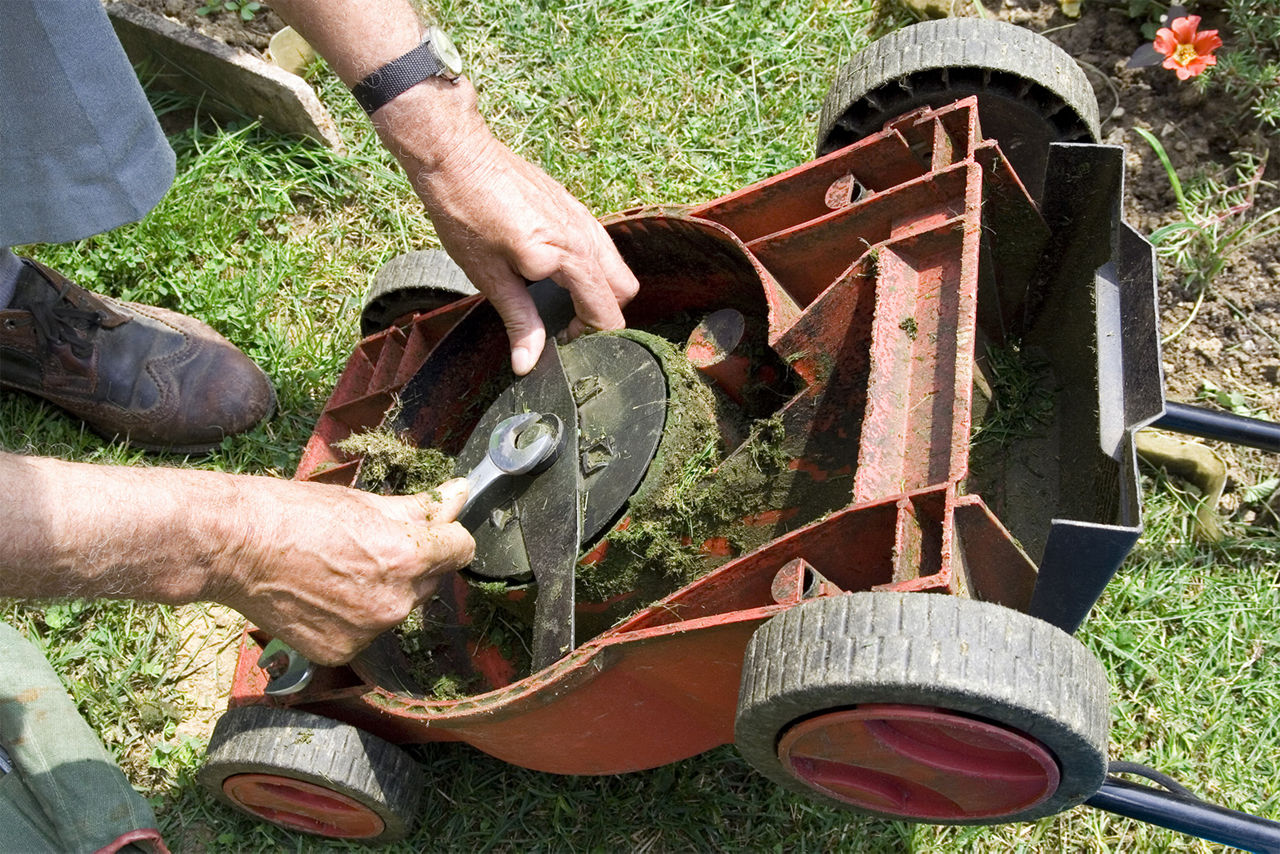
426;27;464;77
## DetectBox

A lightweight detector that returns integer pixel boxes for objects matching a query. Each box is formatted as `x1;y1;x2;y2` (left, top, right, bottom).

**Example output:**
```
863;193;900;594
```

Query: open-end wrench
262;411;563;696
460;411;563;517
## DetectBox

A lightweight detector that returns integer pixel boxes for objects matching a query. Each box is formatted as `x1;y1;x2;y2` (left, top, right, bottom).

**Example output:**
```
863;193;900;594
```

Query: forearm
0;451;243;604
265;0;424;84
268;0;491;176
1;450;474;664
270;0;639;374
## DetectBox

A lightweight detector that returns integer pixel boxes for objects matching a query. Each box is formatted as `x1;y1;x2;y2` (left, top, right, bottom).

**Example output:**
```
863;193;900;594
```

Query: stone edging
105;2;343;150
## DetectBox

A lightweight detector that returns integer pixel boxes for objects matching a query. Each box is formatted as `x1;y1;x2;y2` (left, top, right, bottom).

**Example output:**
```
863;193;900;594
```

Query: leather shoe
0;258;275;453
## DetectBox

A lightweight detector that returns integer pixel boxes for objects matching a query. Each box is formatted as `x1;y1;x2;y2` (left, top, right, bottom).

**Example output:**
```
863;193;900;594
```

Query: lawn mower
200;19;1280;851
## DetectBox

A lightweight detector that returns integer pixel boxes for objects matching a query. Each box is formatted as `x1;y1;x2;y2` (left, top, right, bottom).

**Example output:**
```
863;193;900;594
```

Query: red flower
1153;15;1223;80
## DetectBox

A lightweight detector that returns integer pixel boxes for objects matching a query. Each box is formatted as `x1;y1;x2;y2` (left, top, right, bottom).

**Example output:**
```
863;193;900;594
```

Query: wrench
258;637;313;696
263;411;562;696
460;412;563;517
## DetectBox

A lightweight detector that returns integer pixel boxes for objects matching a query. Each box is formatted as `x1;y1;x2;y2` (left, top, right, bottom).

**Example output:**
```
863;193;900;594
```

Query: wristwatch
351;26;464;115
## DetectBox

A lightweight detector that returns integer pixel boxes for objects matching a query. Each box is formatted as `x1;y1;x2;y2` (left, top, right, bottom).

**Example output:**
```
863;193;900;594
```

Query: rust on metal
824;173;863;210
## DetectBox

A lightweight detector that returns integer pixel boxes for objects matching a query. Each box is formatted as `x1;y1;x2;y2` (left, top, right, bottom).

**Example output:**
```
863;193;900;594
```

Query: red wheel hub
777;704;1060;820
223;773;385;838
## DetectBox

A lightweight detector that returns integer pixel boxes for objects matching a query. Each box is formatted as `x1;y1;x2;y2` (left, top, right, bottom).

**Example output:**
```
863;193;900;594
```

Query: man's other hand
415;132;640;374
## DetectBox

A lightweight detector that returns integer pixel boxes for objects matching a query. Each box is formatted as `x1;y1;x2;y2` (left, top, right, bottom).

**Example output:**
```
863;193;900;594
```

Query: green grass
4;1;1280;850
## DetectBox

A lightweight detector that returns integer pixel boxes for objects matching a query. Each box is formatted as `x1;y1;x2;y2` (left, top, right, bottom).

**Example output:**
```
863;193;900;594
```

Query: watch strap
351;37;450;115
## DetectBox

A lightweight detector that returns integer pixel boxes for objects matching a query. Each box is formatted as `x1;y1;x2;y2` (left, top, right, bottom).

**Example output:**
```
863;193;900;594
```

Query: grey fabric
0;248;22;308
0;0;176;247
0;621;163;852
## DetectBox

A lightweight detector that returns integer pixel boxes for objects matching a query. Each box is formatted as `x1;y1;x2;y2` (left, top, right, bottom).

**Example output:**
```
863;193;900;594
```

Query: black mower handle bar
1153;402;1280;454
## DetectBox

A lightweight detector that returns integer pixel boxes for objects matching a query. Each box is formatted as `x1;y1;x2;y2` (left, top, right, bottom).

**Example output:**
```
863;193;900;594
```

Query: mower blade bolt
489;501;518;531
572;375;604;405
580;435;615;475
460;412;562;517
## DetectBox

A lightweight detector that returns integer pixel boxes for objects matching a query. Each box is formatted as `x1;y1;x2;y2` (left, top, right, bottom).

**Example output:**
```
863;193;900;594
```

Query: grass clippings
574;329;725;603
971;340;1056;449
336;425;455;495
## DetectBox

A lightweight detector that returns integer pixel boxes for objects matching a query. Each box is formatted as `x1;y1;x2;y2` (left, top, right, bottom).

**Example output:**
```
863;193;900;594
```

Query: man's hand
1;453;474;666
266;0;641;375
413;132;639;375
217;477;474;666
372;84;640;375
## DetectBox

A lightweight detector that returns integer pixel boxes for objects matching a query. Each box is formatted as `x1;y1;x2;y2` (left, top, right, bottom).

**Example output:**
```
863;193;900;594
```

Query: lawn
4;0;1278;851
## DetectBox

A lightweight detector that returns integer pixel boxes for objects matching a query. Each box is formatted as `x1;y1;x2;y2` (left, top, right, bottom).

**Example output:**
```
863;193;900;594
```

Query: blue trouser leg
0;0;175;247
0;248;22;307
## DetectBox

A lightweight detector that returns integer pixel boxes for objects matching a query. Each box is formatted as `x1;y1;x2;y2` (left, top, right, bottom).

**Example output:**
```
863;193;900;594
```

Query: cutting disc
456;334;668;583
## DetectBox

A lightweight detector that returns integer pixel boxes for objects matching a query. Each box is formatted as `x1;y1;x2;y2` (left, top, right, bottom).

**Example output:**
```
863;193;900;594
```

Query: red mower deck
201;22;1280;848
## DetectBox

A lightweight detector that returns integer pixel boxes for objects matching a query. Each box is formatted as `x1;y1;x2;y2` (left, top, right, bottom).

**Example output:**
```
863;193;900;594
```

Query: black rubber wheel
361;249;479;337
735;592;1109;824
816;20;1100;200
199;705;424;842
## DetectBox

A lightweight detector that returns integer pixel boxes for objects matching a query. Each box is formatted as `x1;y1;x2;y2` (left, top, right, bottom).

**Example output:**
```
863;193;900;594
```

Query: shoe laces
27;283;105;360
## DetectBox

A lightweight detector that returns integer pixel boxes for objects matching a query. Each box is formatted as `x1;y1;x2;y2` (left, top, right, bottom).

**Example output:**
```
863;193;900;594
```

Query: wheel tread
200;706;425;842
361;249;479;336
817;20;1100;163
735;592;1110;823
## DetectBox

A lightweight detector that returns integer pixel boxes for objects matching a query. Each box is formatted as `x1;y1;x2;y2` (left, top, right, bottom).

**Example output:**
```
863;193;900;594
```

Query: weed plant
197;1;264;21
1135;127;1280;342
2;2;1278;851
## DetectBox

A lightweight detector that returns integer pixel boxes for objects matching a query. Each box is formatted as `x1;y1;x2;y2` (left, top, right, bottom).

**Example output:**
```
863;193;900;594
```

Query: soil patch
989;0;1280;500
171;603;243;742
126;0;284;56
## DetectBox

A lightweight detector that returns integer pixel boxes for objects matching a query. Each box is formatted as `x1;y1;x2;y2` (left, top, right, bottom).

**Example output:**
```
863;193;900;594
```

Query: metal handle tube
1154;402;1280;453
1086;778;1280;853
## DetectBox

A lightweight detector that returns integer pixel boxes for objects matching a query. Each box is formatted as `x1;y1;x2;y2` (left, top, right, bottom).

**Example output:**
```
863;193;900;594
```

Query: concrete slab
105;2;343;150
